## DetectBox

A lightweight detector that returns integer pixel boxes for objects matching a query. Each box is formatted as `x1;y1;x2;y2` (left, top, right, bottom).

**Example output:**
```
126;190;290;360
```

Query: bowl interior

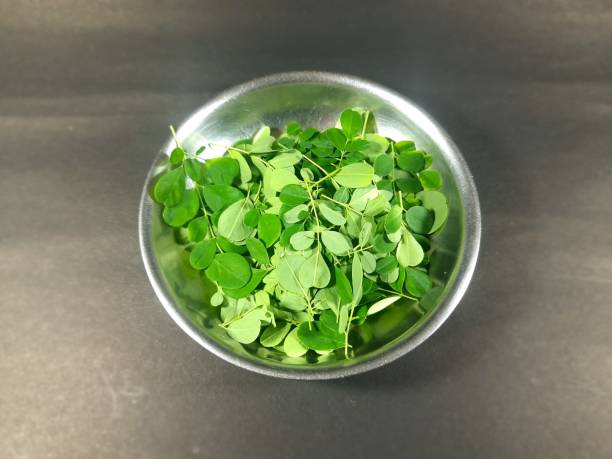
141;73;476;377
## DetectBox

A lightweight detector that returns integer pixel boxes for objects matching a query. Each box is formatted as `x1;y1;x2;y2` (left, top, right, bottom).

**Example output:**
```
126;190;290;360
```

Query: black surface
2;1;612;458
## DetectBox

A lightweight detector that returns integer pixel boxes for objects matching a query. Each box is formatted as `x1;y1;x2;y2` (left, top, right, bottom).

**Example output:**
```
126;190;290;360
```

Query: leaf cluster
153;109;449;357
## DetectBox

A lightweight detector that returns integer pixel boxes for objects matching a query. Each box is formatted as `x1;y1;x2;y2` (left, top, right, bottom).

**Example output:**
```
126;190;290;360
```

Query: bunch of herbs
153;109;449;358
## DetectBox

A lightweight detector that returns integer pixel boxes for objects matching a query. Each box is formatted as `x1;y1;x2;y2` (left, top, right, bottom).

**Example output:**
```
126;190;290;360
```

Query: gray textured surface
1;1;611;458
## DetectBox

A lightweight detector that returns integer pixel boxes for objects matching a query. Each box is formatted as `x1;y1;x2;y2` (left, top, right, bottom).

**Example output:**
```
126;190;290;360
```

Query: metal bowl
139;71;481;379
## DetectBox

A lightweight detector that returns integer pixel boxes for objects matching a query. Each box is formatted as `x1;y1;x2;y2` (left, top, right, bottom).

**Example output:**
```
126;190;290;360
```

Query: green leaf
162;188;199;227
245;238;270;265
345;209;362;238
258;214;282;247
225;269;267;299
283;328;308;357
243;209;260;228
251;156;275;200
419;170;442;190
220;294;252;323
227;150;252;184
279;223;303;248
395;140;416;152
380;267;399;284
373;233;397;253
367;296;401;316
169;147;185;165
251;126;275;152
384;205;403;234
216;236;248;254
396;228;424;267
349;186;378;211
279;290;308;311
351;254;363;307
374;154;394;176
416;190;448;233
363;194;388;217
187;216;208;242
324;128;347;151
376;256;398;274
313;288;340;313
206;157;239;185
363;134;389;159
318;202;346;226
297;311;345;351
299;251;330;289
334;162;375;188
345;151;366;163
360;251;377;274
282;203;309;224
154;167;185;207
205;252;252;289
405;267;432;297
333;187;351;203
270;168;300;192
390;266;406;293
217;199;254;243
300;167;315;181
354;305;368;324
397;151;425;172
269;150;303;168
201;185;244;212
226;309;263;344
189;239;217;270
260;322;292;347
346;139;371;153
183;159;204;183
210;291;224;306
339;304;351;330
359;219;374;246
396;176;423;194
320;231;352;256
334;267;353;305
290;231;315;250
277;253;306;293
340;109;364;138
279;184;309;206
298;127;318;142
286;121;302;136
405;206;434;234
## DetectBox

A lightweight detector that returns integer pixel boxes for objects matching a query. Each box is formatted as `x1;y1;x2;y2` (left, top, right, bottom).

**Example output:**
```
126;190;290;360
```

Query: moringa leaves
217;199;254;243
201;184;243;212
155;109;451;359
205;252;251;289
334;162;375;188
258;214;282;247
340;109;364;138
321;231;352;256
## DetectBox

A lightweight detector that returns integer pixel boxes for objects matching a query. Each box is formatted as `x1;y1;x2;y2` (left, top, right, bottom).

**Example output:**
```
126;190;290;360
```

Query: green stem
302;154;333;178
209;142;253;155
220;304;260;327
169;125;182;149
346;244;374;257
377;287;418;301
313;168;341;187
360;111;370;138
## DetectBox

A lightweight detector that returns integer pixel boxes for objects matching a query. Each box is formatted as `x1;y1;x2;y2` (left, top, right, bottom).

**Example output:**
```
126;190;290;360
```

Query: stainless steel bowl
139;71;481;379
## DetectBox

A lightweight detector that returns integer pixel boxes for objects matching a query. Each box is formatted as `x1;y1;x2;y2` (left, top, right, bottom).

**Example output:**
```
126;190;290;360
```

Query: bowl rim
138;70;481;379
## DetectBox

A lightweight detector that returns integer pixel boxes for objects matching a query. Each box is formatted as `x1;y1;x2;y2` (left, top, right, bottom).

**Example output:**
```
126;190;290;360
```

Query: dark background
2;1;611;458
